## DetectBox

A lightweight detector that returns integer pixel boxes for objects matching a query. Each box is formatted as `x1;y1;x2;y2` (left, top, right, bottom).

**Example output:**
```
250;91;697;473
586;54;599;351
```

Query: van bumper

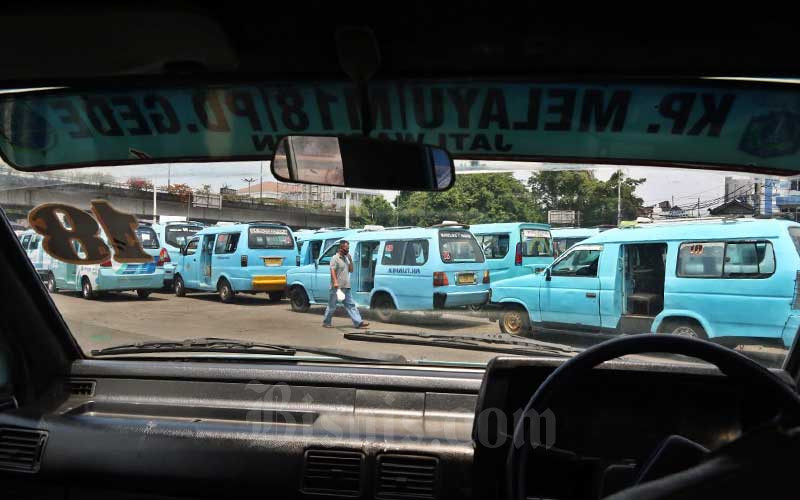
252;275;288;292
96;271;165;291
434;290;490;309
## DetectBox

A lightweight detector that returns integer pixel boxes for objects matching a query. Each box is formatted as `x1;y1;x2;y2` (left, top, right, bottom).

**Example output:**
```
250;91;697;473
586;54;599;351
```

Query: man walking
322;240;369;329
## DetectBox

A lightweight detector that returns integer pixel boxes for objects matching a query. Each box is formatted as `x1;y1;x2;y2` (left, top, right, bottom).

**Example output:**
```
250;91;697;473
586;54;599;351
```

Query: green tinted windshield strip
3;80;800;172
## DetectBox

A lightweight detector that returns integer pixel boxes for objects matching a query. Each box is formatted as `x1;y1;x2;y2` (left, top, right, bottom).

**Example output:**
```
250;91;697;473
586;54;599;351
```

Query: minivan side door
180;238;201;288
539;244;603;329
313;243;340;301
212;232;241;288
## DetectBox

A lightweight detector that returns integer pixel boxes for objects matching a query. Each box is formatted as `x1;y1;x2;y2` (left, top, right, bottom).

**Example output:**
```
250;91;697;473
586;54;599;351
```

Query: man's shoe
355;322;370;329
322;324;334;328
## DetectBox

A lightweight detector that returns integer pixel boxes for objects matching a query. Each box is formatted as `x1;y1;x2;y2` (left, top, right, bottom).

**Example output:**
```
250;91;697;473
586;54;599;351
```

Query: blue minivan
489;219;800;348
23;225;166;298
151;221;205;289
286;225;490;321
470;223;555;282
173;222;297;303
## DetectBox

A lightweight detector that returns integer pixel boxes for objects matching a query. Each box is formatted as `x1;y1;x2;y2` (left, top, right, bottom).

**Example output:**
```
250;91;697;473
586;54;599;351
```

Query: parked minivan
173;222;297;303
150;221;205;289
286;225;490;321
489;219;800;348
470;223;555;282
24;225;166;298
19;229;52;283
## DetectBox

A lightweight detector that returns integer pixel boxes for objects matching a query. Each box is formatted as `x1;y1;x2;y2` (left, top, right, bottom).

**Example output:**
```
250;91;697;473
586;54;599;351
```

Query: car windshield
1;81;797;371
520;229;553;257
165;225;202;248
135;227;160;249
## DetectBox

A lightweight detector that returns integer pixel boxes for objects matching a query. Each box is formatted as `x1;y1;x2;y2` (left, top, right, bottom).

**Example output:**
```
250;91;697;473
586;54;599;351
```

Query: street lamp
242;177;256;203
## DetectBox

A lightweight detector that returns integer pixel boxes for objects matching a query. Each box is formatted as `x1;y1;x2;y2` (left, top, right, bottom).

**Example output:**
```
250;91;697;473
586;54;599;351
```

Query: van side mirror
545;268;552;281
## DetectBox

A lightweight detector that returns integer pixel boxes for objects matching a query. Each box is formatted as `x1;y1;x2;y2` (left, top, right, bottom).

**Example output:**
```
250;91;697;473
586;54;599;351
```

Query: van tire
662;318;708;340
174;276;186;297
499;305;531;337
218;279;235;304
81;278;95;300
136;289;151;299
46;273;57;293
268;291;284;302
290;287;310;312
373;295;397;323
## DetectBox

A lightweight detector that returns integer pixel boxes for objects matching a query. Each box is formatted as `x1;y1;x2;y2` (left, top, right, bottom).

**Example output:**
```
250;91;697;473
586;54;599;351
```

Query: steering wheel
506;334;800;500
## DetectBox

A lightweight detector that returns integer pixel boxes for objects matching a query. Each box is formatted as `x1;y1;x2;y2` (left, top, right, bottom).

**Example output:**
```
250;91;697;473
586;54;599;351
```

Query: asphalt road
50;290;789;368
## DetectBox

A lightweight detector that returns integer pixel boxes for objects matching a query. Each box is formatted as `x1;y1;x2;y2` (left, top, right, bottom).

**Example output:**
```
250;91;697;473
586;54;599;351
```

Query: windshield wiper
90;337;408;364
91;338;296;357
343;331;580;358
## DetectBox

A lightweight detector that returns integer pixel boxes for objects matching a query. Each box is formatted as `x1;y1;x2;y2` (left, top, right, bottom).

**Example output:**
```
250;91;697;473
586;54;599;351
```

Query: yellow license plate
264;257;283;266
457;273;475;285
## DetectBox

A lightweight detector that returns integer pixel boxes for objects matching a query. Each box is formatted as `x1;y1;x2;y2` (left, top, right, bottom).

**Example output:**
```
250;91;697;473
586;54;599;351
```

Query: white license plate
264;257;283;266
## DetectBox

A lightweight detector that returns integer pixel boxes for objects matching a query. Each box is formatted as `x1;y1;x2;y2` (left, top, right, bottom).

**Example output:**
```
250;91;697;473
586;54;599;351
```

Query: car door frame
539;244;604;331
180;237;201;289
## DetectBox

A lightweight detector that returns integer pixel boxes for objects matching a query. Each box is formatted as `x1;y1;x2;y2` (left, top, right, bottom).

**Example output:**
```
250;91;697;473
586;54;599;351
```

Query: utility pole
152;175;157;224
345;189;351;228
616;169;622;225
697;198;700;218
259;162;263;202
187;190;191;220
167;163;171;189
242;177;256;203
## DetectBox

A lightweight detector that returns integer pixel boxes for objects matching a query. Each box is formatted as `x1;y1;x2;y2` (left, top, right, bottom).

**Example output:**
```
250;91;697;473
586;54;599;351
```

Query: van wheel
663;319;708;340
46;273;57;293
174;276;186;297
81;278;95;300
218;279;235;303
136;289;151;299
290;287;310;312
268;291;284;303
373;295;396;323
499;306;531;337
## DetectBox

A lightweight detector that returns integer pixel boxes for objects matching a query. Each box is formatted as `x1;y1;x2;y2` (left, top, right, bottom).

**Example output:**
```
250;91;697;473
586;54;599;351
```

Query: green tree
395;173;543;226
352;195;396;227
527;170;645;226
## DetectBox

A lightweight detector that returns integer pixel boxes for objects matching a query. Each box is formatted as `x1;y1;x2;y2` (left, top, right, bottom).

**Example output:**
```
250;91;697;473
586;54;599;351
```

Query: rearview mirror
545;267;552;281
271;136;454;191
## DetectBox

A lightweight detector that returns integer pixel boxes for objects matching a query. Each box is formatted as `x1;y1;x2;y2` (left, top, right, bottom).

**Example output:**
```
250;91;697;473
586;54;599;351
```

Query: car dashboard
0;356;783;500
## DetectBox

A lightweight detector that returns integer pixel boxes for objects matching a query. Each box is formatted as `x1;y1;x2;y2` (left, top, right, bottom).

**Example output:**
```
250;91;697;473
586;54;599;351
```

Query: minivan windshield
248;227;294;249
439;230;486;263
165;225;203;248
520;229;553;257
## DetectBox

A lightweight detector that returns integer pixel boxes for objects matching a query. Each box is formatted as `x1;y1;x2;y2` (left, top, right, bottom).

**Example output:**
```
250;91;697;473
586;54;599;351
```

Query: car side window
309;241;322;262
185;239;199;256
382;241;406;265
550;247;603;277
478;234;510;259
21;234;31;249
402;240;429;266
214;233;240;255
318;243;339;265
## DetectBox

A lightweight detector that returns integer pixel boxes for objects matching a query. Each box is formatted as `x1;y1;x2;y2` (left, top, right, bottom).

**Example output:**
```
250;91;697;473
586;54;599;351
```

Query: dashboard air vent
376;455;439;499
64;379;95;396
0;428;47;473
301;449;364;497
